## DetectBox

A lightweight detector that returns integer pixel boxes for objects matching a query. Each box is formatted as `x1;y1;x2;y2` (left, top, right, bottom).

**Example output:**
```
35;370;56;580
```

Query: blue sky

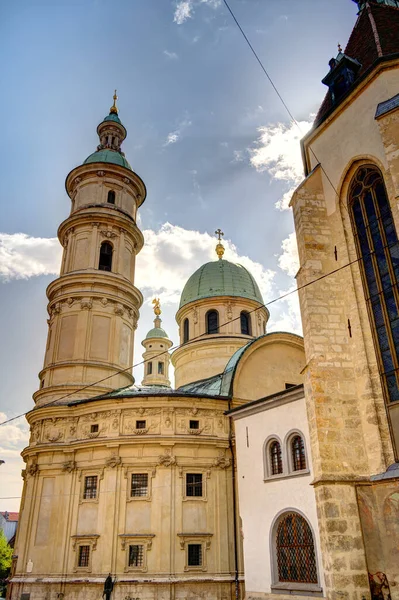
0;0;357;509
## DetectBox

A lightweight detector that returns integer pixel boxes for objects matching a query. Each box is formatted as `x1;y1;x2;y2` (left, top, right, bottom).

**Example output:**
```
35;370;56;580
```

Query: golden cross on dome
215;229;225;260
215;228;224;242
110;90;118;115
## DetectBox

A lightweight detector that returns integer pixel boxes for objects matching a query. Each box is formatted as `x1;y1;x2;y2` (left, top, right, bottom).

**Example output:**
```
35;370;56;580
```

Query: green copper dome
103;113;123;125
145;327;169;340
84;149;132;170
179;259;264;309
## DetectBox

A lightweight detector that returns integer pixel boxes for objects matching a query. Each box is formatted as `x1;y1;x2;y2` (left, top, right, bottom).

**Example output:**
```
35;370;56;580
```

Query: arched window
99;242;113;272
107;190;115;204
291;435;306;471
206;310;219;334
158;362;164;375
350;166;399;407
183;318;189;343
276;513;318;584
270;441;283;475
240;311;252;335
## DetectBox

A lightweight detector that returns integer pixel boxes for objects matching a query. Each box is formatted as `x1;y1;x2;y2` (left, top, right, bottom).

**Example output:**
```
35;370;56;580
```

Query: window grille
107;190;115;204
183;318;189;343
128;544;144;567
188;544;202;566
189;420;199;429
206;310;219;334
90;424;99;433
83;476;98;500
136;420;146;430
350;166;399;406
186;473;203;497
240;311;252;335
78;545;90;567
131;473;148;497
99;242;113;272
276;513;317;583
292;436;306;471
270;441;283;475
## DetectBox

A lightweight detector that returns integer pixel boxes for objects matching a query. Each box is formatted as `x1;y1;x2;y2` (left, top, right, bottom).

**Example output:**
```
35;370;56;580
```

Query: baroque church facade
8;1;399;600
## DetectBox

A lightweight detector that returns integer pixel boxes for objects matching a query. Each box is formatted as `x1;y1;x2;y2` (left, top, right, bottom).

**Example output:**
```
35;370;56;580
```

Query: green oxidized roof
103;113;123;125
179;259;264;309
145;327;169;340
84;149;132;170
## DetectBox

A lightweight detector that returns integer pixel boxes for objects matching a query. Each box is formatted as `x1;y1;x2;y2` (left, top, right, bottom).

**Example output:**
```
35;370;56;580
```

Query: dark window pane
206;311;219;334
131;473;148;497
385;373;399;403
99;242;113;272
188;544;202;566
291;436;306;471
78;545;90;567
270;441;283;475
83;476;98;500
129;545;144;567
186;473;203;497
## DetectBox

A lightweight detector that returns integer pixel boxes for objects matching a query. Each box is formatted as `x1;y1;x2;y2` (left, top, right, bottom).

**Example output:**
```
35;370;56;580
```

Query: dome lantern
141;299;172;388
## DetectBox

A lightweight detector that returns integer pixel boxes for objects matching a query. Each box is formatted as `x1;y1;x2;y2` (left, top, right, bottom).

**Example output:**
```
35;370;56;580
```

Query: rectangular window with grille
83;476;98;500
186;473;203;497
131;473;149;497
189;420;199;429
188;544;202;566
136;420;146;429
78;545;90;567
128;544;144;567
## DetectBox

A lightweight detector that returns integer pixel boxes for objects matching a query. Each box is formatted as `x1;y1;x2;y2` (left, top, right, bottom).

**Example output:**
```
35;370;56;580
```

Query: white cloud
173;0;221;24
137;223;275;305
0;233;61;282
232;150;244;163
163;50;178;60
174;1;193;24
164;115;192;147
249;120;312;210
278;232;299;278
0;412;29;511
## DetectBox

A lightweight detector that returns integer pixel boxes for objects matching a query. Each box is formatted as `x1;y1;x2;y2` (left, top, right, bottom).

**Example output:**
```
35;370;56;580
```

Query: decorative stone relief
30;422;41;444
213;456;231;469
27;459;38;477
100;229;117;239
74;177;82;185
158;449;176;467
114;303;125;316
97;170;105;177
226;302;233;321
106;453;122;468
62;460;76;473
123;177;130;184
80;297;92;310
193;306;198;324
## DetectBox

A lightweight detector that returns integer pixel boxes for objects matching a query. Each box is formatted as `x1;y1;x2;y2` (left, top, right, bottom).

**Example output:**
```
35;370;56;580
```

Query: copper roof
315;2;399;126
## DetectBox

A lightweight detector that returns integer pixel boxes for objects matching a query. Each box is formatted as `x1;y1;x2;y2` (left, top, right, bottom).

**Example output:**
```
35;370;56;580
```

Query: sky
0;0;357;511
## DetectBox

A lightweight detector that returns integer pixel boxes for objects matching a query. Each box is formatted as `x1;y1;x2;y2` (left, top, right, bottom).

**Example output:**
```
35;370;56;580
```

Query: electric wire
1;238;397;429
0;3;389;428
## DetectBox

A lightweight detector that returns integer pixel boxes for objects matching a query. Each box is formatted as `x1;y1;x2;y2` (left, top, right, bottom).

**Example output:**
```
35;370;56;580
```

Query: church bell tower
34;93;146;406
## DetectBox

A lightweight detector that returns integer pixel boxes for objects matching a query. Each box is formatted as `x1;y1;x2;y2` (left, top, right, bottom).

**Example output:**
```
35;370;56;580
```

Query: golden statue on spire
215;228;225;260
110;90;118;115
152;298;161;317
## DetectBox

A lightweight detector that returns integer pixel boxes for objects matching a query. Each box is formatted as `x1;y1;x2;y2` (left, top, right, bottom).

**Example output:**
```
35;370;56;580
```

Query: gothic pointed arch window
349;166;399;411
206;310;219;335
275;512;318;584
240;311;252;335
99;242;113;272
183;318;189;343
107;190;115;204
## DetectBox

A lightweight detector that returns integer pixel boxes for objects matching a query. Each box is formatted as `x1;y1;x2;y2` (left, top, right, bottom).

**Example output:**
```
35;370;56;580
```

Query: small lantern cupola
322;44;362;106
96;90;127;153
141;299;173;388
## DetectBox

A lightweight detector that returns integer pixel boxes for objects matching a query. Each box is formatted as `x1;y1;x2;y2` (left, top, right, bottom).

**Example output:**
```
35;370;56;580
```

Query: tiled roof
315;2;399;126
375;92;399;116
1;511;19;522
